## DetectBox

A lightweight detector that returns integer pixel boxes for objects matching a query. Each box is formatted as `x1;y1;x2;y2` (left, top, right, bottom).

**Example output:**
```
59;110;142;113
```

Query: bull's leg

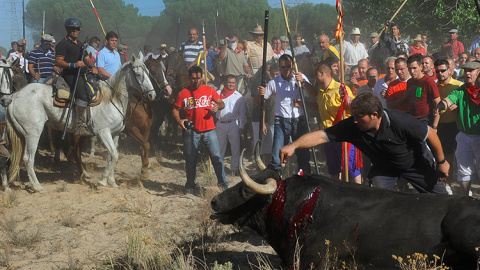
23;134;44;192
97;131;119;188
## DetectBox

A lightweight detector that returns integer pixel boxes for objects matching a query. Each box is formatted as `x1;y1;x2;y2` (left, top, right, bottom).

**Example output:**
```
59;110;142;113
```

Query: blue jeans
30;77;48;83
183;129;227;188
269;116;310;173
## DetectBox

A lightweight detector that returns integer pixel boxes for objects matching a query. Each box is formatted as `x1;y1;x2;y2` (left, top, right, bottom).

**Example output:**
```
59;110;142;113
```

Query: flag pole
335;0;349;182
42;10;45;35
89;0;106;36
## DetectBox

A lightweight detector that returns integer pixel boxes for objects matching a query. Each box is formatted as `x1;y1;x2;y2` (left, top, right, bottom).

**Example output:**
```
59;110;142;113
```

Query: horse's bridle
0;65;14;96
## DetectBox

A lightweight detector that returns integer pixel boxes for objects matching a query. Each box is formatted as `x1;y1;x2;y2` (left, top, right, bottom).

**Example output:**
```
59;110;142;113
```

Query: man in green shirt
437;61;480;196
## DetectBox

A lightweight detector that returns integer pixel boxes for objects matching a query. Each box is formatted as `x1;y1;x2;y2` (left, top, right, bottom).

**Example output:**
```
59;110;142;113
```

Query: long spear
214;11;219;47
378;0;408;37
89;0;106;36
22;0;25;72
258;11;269;146
42;10;45;35
175;17;181;50
280;0;320;174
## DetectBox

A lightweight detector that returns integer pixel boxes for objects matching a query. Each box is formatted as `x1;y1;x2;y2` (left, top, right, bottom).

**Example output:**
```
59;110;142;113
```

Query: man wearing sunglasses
435;59;466;195
55;17;96;135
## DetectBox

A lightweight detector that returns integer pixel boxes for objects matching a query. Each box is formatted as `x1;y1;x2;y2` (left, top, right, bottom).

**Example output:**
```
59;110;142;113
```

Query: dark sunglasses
436;69;448;73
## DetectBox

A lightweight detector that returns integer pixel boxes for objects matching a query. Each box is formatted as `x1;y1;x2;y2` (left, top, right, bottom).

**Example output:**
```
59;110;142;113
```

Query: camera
227;39;235;45
185;120;194;130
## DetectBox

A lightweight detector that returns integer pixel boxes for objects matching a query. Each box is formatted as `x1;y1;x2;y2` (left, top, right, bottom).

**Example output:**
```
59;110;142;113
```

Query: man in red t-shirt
405;54;441;126
173;66;228;195
386;58;411;111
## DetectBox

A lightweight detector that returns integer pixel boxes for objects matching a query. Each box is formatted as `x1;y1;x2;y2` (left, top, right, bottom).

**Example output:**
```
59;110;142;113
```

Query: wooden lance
258;10;269;145
280;0;320;174
378;0;408;37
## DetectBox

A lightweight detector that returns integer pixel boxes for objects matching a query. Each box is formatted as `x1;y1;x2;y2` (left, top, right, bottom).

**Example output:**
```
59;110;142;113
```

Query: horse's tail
6;113;23;183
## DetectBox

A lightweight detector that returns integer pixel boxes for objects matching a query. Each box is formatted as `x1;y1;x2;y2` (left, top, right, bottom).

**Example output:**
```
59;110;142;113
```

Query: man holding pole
55;17;96;135
303;63;361;183
244;25;275;75
256;54;311;175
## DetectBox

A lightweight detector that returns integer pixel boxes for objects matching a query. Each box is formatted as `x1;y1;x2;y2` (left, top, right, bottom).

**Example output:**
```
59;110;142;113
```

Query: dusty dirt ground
0;135;477;270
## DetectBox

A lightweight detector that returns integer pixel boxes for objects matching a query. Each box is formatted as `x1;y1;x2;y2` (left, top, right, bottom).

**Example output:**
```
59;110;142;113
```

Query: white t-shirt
264;74;309;118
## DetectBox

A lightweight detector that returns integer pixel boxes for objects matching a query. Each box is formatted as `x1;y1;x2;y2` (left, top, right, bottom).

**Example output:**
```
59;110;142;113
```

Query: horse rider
55;17;97;135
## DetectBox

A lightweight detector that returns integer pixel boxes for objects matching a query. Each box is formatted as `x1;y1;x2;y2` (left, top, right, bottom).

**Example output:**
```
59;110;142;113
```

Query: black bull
211;168;480;269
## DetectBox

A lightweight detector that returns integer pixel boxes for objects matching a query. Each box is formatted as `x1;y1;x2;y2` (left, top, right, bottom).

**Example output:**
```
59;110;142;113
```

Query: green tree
25;0;155;53
343;0;480;54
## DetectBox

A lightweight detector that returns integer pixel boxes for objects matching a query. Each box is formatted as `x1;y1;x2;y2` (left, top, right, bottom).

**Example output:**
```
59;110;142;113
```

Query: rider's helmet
64;18;82;28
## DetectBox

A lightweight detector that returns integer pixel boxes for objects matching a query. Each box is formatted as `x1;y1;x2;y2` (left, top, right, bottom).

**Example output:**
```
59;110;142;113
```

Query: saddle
51;74;103;108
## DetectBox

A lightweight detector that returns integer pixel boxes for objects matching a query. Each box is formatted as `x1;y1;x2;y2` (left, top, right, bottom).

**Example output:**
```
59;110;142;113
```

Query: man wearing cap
367;32;379;57
410;35;426;56
436;60;480;196
442;29;464;61
343;27;369;67
180;28;203;69
219;35;251;94
27;34;56;83
317;34;339;62
7;41;17;57
244;25;275;75
55;17;96;135
143;44;158;62
86;36;100;63
158;44;169;59
96;31;121;78
279;36;292;57
8;39;29;72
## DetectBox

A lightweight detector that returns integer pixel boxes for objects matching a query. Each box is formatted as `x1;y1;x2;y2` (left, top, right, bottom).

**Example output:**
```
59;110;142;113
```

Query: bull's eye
241;186;255;199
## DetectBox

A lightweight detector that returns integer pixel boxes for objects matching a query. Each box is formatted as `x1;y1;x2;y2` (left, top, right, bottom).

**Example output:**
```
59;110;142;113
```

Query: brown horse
123;55;171;178
148;51;189;147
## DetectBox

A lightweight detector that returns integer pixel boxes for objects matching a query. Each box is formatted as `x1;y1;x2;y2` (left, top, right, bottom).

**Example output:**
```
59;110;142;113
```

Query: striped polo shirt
181;41;203;67
27;49;55;78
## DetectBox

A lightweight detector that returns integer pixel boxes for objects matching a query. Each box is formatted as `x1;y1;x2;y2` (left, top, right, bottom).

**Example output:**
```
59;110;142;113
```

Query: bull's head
210;149;279;228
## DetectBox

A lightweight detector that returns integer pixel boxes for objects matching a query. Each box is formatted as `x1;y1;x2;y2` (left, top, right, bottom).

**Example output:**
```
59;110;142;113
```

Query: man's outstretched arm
280;130;328;164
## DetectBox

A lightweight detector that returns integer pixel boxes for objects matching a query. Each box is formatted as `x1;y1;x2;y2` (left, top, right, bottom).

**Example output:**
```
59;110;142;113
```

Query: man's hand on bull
258;86;266;96
280;144;296;166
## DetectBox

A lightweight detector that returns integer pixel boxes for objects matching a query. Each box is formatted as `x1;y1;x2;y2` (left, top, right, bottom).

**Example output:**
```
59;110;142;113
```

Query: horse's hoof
108;182;119;188
82;171;92;179
97;180;108;186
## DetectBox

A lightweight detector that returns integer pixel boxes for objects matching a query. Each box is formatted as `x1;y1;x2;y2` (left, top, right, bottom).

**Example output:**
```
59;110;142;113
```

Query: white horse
6;52;156;192
0;58;17;107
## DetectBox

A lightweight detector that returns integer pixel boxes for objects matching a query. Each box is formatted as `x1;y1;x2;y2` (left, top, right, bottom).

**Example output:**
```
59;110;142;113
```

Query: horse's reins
104;64;154;124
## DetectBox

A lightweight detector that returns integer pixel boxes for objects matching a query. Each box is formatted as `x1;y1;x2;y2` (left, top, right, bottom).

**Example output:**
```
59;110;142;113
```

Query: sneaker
445;185;453;195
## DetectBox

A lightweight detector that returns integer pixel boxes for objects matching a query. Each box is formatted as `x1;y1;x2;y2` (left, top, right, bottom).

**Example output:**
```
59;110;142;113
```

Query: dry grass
0;242;12;269
0;192;19;208
59;206;77;228
0;215;42;247
392;253;448;270
115;192;153;216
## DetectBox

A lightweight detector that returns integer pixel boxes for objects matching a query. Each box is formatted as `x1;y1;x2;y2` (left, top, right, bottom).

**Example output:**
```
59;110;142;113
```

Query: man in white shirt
343;27;369;67
216;75;247;175
256;54;311;174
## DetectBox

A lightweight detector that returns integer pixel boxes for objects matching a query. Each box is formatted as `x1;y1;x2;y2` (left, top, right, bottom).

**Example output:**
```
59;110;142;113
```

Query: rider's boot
74;105;91;136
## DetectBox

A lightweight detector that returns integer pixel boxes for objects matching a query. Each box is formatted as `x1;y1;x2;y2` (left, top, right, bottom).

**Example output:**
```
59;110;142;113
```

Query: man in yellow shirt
303;63;361;183
435;58;463;195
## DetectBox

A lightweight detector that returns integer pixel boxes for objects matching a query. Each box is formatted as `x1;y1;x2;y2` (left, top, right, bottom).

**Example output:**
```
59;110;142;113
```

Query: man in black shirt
55;17;96;135
280;92;449;194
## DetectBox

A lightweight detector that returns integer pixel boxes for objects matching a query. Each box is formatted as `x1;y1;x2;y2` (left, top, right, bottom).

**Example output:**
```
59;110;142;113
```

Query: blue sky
0;0;335;53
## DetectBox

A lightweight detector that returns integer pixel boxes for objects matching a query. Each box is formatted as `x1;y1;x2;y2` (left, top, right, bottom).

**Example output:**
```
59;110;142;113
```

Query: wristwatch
437;158;446;165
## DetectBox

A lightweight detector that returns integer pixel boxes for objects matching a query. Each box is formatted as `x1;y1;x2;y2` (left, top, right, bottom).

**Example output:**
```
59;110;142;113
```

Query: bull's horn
254;140;266;170
239;149;277;194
